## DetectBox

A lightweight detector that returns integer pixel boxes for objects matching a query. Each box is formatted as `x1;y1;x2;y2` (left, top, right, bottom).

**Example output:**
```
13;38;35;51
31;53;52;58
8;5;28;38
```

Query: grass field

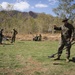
0;40;75;75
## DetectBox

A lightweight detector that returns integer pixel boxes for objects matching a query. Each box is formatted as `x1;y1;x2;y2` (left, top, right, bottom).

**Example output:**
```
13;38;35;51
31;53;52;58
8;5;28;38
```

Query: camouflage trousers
11;36;15;43
0;36;2;44
57;39;71;59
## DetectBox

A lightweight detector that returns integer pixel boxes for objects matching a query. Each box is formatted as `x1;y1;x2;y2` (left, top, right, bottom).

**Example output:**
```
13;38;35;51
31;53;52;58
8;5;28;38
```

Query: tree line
0;10;63;34
0;0;75;34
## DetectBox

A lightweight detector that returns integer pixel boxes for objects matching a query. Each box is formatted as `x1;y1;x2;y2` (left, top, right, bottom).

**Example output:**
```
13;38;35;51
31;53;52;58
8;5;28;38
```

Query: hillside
0;10;62;34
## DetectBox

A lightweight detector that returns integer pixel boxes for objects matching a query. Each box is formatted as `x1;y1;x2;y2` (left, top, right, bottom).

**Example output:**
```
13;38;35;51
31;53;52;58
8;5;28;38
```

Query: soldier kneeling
33;34;42;41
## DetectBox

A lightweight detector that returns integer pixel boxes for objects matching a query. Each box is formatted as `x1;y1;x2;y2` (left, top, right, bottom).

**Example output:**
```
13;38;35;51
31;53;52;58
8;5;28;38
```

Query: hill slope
0;10;62;34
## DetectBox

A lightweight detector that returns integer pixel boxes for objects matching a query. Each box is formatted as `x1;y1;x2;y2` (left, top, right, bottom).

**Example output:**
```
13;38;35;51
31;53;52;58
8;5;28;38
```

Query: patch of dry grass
16;33;60;41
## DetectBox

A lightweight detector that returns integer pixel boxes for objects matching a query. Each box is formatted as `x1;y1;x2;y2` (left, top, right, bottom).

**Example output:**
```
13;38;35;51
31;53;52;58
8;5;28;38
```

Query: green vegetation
0;10;75;34
0;10;63;34
53;0;75;20
0;40;75;75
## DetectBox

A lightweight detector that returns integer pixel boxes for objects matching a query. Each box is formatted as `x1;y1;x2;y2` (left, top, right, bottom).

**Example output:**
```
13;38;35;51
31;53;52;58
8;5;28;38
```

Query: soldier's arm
54;25;61;30
70;25;75;42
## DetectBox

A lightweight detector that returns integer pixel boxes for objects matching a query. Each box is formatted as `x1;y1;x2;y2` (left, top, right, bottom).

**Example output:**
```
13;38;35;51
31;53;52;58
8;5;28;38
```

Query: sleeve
71;25;75;40
54;26;61;30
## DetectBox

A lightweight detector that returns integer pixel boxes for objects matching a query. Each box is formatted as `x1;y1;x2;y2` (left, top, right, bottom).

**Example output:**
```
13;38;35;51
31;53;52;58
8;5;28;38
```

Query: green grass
0;40;75;75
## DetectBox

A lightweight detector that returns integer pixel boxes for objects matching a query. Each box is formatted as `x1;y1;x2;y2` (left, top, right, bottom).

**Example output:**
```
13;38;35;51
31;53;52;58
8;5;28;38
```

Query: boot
54;54;61;60
54;55;60;60
54;57;60;60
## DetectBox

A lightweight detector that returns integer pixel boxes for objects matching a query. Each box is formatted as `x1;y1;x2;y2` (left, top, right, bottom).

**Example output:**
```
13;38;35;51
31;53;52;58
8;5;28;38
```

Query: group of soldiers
0;28;41;44
0;18;75;62
0;29;18;44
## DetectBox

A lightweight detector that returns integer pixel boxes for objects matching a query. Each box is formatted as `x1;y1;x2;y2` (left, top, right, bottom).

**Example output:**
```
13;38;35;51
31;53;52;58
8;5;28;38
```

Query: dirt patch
16;33;61;41
16;55;49;75
61;68;75;75
4;33;60;41
1;55;75;75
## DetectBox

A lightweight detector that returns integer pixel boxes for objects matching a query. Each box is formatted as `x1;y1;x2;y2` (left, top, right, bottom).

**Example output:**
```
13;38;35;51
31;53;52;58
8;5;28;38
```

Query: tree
53;0;75;21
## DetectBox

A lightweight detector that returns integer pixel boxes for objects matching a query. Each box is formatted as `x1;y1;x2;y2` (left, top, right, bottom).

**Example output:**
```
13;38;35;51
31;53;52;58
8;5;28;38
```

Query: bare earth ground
0;55;75;75
16;33;61;41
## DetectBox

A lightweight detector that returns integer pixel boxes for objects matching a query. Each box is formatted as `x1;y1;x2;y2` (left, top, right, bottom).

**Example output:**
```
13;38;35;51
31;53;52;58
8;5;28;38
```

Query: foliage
0;10;63;34
53;0;75;21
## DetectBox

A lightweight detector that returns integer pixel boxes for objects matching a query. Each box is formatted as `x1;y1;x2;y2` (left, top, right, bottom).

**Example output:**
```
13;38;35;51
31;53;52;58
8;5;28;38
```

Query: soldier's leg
11;37;14;43
0;37;2;44
13;37;15;42
66;42;71;62
0;37;1;43
54;44;64;60
0;39;1;44
66;48;71;59
58;44;65;58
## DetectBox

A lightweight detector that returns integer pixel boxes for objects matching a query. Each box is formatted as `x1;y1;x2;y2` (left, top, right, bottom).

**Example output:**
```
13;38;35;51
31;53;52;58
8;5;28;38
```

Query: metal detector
48;42;75;58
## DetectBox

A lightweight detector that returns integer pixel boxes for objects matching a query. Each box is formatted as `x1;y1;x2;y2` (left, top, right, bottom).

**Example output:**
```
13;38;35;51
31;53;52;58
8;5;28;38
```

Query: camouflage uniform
33;34;42;41
54;22;74;60
38;34;42;41
11;29;18;43
0;29;4;44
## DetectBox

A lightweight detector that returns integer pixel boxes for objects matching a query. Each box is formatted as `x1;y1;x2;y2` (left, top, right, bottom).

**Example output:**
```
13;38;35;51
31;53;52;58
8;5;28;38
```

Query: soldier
38;34;42;41
33;34;38;41
54;18;74;62
0;29;4;44
11;29;18;43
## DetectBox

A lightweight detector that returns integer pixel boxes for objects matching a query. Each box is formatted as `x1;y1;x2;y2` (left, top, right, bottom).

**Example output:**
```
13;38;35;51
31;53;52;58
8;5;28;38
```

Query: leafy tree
53;0;75;21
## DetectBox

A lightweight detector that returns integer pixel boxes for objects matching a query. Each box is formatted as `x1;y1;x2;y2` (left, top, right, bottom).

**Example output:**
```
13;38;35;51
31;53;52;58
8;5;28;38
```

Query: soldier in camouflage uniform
0;29;4;44
11;29;18;43
38;34;42;41
33;34;42;41
54;18;74;62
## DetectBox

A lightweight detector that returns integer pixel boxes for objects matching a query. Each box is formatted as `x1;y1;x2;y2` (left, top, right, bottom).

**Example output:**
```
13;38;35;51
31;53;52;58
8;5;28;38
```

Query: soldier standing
54;18;74;62
0;29;4;44
11;29;18;43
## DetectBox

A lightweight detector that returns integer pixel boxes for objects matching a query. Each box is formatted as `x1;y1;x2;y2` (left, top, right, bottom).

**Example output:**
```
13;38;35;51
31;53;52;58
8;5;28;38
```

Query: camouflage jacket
0;30;3;37
54;23;74;41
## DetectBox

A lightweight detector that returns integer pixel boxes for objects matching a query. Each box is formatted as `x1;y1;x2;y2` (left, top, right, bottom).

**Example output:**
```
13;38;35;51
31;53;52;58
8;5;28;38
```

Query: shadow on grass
70;59;75;63
53;58;75;65
53;62;65;65
52;59;65;65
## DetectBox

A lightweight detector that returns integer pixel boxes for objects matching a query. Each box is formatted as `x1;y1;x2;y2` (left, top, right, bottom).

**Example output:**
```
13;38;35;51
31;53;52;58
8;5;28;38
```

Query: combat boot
54;57;60;60
54;55;60;60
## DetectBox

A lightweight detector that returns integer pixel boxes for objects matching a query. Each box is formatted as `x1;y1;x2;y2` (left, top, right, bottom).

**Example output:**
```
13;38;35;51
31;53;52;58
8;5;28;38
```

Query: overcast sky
0;0;60;16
